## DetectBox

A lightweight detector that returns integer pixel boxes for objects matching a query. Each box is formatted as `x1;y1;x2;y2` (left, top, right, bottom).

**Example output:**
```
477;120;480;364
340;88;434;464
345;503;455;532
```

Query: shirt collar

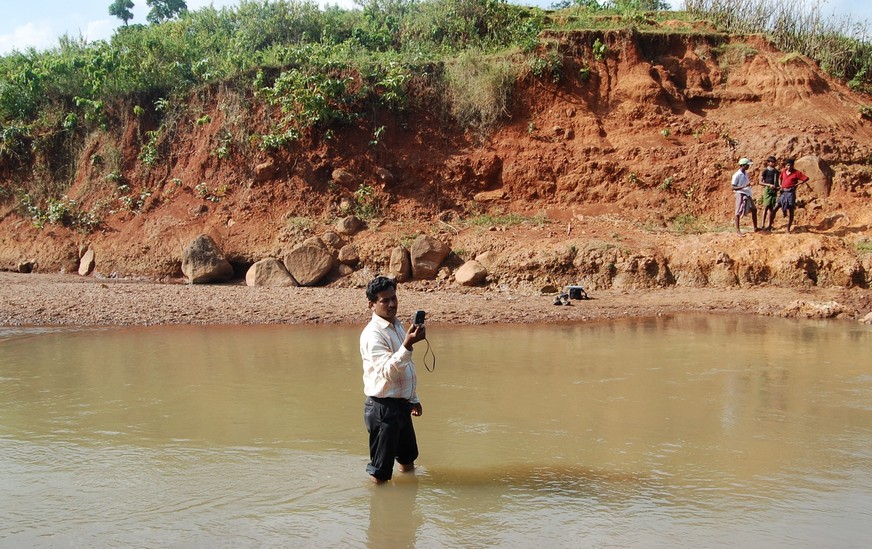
371;312;396;329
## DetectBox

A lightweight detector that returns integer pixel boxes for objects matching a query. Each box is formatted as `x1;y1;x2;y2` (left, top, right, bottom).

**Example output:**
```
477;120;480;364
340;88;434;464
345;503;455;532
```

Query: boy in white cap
731;157;758;235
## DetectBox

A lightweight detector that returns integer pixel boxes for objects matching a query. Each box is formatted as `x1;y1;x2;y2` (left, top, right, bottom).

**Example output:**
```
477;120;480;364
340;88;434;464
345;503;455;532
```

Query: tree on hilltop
109;0;135;25
146;0;188;24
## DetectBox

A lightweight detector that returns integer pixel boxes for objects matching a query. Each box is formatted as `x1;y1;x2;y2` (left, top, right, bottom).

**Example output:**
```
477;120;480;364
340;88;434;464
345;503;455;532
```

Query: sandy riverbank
2;272;870;327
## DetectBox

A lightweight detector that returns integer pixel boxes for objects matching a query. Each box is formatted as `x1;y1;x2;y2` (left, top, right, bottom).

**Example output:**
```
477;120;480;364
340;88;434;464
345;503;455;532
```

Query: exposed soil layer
1;28;872;326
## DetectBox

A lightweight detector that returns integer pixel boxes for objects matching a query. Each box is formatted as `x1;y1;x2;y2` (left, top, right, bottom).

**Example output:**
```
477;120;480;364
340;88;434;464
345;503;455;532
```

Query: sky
1;0;871;56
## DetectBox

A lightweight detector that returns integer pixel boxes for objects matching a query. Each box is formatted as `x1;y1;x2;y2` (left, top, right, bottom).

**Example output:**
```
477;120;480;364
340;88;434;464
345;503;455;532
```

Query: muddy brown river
1;315;870;546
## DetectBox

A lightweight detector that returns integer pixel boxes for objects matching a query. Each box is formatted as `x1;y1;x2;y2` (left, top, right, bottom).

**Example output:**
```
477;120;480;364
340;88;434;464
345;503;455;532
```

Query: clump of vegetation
592;38;608;61
659;176;674;191
353;183;381;220
465;209;549;227
711;42;758;79
195;181;227;203
444;51;519;139
671;213;707;234
18;193;101;232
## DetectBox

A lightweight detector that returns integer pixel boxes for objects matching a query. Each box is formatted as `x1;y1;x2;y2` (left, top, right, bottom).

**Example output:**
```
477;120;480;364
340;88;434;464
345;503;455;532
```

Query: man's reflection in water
367;475;421;548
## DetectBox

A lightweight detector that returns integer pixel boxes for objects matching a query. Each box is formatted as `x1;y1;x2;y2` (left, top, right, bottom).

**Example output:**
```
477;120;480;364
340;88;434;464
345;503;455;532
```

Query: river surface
1;315;871;547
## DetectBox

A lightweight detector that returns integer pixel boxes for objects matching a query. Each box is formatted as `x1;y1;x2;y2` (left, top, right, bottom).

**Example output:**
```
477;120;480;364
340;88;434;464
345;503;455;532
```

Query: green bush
444;50;518;135
1;0;869;213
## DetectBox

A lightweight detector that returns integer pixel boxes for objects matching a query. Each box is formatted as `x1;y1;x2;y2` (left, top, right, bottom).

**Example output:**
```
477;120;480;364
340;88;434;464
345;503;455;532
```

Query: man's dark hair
785;158;795;165
366;276;397;302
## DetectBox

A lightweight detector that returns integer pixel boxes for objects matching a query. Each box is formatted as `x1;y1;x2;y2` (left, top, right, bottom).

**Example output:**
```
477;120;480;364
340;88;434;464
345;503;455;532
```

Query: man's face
369;288;398;322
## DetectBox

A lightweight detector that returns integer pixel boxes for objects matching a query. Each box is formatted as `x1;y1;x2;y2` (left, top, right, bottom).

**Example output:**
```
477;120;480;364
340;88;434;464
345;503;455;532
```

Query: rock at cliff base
246;258;298;287
182;234;234;284
283;244;333;286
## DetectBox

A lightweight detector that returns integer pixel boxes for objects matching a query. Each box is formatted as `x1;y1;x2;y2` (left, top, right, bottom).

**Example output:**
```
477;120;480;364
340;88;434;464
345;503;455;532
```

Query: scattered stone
245;258;298;287
375;167;395;185
335;215;362;236
455;260;488;286
332;168;356;188
338;196;354;213
283;244;334;286
389;246;412;282
337;264;354;277
301;236;327;250
321;231;345;251
860;311;872;324
475;250;498;271
437;210;458;223
540;284;559;294
78;248;95;276
473;189;506;203
338;244;360;266
254;159;278;182
181;234;234;284
410;235;450;280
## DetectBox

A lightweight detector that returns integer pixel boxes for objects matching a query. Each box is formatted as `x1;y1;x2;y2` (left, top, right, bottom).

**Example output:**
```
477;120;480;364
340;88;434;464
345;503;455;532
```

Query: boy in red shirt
777;158;810;233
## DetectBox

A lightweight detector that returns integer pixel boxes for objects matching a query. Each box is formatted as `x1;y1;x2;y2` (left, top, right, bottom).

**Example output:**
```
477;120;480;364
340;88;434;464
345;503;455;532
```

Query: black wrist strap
421;337;436;372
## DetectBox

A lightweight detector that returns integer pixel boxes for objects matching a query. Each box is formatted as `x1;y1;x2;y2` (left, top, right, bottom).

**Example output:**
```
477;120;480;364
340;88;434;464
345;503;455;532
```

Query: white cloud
82;19;117;44
0;21;56;54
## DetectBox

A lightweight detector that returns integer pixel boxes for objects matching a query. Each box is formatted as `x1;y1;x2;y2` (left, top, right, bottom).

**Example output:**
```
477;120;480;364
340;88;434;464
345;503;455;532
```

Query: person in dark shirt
759;156;780;231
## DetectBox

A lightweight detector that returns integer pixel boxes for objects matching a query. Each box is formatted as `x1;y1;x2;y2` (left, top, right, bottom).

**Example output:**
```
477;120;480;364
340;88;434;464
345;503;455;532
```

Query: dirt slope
1;28;871;301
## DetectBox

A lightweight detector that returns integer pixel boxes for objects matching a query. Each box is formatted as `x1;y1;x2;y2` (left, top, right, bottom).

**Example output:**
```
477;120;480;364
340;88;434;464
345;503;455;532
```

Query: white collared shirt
732;169;752;197
360;313;419;403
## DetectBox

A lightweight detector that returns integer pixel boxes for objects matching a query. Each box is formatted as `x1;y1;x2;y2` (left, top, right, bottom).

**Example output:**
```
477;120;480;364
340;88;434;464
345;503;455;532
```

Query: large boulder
78;248;95;276
181;234;234;284
455;260;488;286
245;258;298;287
794;155;833;197
389;246;412;282
283;244;333;286
410;235;450;280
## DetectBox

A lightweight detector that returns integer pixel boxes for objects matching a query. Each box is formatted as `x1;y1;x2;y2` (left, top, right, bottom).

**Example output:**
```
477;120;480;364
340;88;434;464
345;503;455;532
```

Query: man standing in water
732;157;758;235
360;276;426;484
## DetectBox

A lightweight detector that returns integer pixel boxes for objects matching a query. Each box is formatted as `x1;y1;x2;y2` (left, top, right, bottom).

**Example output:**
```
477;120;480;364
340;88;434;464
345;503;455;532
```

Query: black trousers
364;397;419;481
